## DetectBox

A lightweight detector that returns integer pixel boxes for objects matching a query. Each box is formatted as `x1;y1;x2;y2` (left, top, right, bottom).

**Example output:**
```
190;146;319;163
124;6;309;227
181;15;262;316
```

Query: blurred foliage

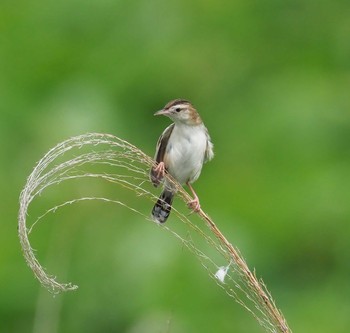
1;0;350;332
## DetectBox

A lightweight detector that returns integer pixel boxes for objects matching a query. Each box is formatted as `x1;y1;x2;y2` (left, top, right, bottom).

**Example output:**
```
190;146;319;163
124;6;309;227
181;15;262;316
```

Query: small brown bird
150;99;214;223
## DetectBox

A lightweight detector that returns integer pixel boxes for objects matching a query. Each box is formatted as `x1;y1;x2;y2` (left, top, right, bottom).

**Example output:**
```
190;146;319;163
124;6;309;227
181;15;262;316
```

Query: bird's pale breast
164;124;207;184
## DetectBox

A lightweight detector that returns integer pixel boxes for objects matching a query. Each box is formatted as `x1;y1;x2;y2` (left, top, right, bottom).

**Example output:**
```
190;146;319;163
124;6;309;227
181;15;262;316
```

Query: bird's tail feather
152;189;174;223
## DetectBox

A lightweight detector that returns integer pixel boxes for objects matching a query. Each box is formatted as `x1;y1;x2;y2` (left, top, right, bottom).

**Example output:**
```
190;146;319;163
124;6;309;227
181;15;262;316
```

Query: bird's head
154;99;202;125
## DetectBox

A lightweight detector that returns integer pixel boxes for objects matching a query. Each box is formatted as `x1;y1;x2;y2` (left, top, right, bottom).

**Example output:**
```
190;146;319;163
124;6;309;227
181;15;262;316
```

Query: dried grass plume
18;133;291;333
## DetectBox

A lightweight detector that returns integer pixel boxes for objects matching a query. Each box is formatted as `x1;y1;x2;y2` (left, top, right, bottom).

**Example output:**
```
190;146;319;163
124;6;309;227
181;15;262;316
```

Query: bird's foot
154;161;165;178
150;162;166;187
187;198;201;212
186;182;201;212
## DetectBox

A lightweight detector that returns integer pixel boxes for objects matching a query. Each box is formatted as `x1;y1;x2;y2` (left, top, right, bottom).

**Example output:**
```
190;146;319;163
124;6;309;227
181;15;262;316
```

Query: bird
150;99;214;223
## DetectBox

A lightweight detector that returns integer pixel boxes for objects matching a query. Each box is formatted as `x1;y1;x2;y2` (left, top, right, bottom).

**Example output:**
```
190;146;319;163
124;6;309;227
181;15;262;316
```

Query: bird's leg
154;161;165;178
186;182;201;212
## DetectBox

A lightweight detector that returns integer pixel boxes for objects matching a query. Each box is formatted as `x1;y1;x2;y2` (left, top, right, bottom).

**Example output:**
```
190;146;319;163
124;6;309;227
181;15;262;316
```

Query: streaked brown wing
204;127;214;163
150;123;175;187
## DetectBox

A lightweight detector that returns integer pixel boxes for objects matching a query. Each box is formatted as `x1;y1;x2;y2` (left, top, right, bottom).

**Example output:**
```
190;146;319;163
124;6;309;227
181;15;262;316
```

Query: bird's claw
187;199;201;212
154;161;165;178
151;162;165;187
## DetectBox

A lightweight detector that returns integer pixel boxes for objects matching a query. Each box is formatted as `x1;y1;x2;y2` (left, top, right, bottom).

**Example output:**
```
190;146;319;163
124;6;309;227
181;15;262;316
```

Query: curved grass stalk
18;133;291;333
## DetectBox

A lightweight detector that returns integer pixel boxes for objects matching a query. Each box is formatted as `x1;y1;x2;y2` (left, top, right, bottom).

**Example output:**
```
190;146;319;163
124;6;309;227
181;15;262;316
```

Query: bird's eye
175;107;181;112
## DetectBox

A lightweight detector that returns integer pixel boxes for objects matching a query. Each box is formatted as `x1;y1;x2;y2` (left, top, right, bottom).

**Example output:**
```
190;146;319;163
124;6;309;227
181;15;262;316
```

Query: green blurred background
1;0;350;332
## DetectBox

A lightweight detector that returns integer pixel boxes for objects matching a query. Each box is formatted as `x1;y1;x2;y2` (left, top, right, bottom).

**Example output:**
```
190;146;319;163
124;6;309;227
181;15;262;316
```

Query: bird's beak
154;109;170;116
